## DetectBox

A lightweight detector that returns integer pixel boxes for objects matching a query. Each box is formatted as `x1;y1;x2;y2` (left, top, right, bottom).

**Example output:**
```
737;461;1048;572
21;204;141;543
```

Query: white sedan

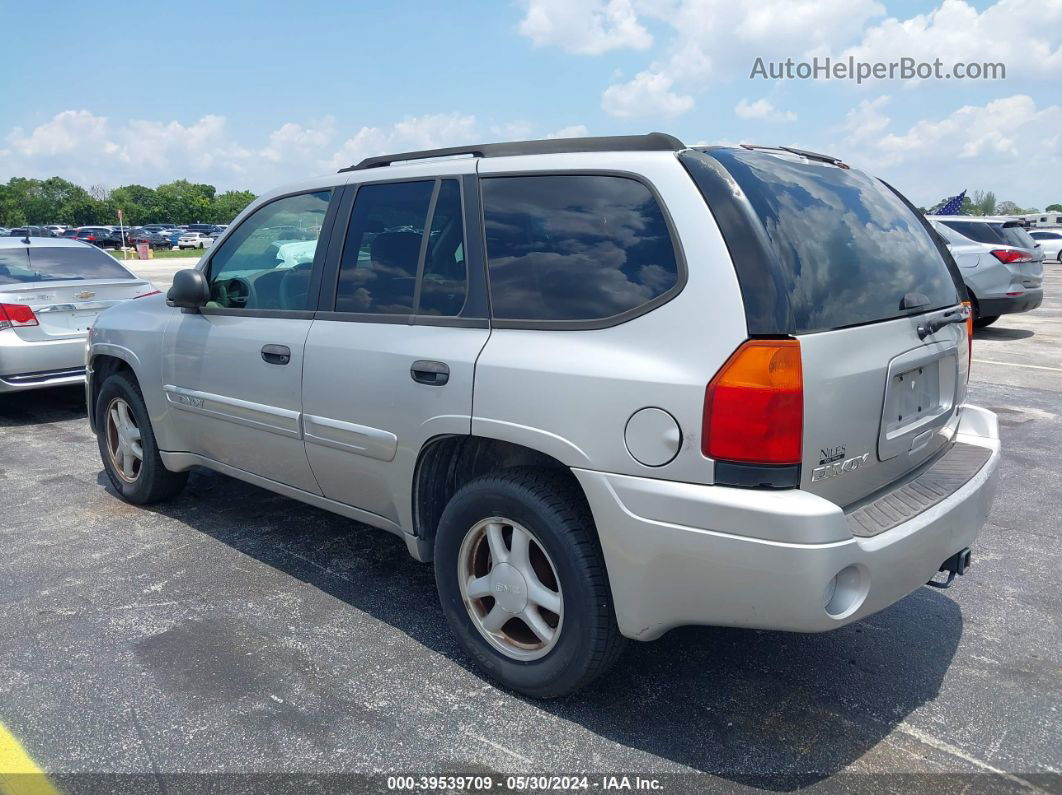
1029;229;1062;262
177;232;213;250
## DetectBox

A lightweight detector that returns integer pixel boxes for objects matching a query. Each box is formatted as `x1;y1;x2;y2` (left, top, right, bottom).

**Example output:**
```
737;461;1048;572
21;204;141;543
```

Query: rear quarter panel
472;152;747;484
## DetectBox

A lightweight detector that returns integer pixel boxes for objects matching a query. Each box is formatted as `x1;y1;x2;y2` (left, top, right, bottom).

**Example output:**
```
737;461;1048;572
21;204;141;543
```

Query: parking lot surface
0;264;1059;792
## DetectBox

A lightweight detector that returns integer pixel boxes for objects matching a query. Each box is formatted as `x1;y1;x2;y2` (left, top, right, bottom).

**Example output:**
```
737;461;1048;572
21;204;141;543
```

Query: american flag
934;190;966;215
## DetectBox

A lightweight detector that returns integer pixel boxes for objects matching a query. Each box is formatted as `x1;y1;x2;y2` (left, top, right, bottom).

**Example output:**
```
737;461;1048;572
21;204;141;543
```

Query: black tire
974;314;999;328
434;467;625;698
95;372;188;504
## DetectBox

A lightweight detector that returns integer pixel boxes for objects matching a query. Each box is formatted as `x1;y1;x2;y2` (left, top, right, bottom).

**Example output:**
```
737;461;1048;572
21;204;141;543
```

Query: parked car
8;226;55;238
1;237;157;393
208;224;228;238
128;230;173;250
86;134;1000;697
185;223;215;234
74;227;120;248
44;225;67;237
177;232;212;249
1028;229;1062;262
928;215;1044;327
60;228;80;239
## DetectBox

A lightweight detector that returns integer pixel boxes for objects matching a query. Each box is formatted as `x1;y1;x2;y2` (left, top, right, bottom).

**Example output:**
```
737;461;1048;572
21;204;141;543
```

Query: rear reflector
990;249;1032;263
0;303;40;330
703;339;803;465
961;300;973;381
134;290;162;299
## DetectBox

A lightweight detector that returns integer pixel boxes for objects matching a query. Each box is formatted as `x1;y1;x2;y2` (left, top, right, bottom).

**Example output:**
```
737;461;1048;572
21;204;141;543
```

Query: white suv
86;134;1001;696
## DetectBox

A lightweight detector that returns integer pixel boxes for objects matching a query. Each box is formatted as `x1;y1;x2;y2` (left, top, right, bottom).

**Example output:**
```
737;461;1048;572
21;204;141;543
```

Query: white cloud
735;98;797;122
518;0;652;55
546;125;590;138
0;110;592;190
602;69;694;118
593;0;884;117
841;0;1062;82
327;113;479;171
838;96;891;141
838;94;1062;209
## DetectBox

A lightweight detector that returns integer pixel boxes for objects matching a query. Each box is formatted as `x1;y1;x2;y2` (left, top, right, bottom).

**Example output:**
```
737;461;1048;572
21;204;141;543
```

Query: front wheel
434;468;625;697
96;372;188;504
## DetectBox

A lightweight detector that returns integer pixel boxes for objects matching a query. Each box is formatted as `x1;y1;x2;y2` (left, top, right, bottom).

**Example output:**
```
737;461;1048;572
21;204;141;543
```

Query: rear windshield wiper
917;307;968;340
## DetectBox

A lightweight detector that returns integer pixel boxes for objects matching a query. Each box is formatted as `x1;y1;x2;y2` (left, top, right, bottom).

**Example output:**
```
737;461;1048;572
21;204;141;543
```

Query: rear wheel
434;468;625;697
974;314;999;328
96;372;188;504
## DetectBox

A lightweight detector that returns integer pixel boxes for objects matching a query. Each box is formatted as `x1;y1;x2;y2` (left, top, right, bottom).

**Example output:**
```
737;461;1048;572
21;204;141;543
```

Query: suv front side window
206;190;332;311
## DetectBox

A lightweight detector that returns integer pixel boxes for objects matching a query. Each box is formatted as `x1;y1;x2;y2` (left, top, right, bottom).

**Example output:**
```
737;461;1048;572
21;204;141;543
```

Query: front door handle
261;344;291;365
411;360;449;386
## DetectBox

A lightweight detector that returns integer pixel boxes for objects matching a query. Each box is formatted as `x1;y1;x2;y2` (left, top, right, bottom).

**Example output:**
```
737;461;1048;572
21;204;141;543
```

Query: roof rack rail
339;132;686;172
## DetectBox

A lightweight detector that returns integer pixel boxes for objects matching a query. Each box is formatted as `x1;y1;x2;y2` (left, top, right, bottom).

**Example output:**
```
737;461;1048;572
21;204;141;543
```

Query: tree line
0;176;257;228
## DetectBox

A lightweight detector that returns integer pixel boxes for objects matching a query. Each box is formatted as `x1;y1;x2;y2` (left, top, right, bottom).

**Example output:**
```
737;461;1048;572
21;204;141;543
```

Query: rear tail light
702;339;803;465
990;249;1032;263
962;300;973;381
0;303;40;330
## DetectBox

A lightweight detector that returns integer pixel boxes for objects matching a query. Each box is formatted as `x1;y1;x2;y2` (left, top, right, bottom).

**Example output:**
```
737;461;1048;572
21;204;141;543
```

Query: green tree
213;190;256;222
972;190;997;216
156;180;217;224
1046;203;1062;213
110;184;163;225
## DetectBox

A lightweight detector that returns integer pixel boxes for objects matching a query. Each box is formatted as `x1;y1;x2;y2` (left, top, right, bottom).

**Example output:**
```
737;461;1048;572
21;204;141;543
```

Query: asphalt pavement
0;264;1059;792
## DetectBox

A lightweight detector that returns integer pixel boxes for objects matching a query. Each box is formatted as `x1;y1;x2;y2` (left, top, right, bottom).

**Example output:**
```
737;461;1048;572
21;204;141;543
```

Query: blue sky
1;0;1059;208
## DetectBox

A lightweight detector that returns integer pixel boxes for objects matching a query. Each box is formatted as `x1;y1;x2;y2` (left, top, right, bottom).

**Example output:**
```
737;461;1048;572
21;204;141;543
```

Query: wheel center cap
490;563;528;614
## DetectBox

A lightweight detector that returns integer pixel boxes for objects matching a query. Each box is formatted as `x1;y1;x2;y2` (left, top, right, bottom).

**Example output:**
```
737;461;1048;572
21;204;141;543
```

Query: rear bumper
0;332;88;393
978;289;1043;317
574;405;1000;640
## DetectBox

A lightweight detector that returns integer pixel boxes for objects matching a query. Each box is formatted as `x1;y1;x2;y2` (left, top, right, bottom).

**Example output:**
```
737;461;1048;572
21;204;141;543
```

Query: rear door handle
411;360;449;386
261;344;291;365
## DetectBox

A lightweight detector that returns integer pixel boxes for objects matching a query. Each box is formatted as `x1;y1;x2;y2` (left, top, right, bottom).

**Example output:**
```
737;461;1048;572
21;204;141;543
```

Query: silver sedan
0;237;157;393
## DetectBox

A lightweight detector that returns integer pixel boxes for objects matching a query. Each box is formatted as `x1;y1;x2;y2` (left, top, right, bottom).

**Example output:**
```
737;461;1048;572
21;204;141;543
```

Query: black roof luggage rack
339;132;685;172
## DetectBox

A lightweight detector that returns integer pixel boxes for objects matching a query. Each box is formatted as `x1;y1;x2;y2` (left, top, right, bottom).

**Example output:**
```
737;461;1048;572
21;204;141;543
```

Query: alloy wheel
457;517;563;661
105;397;143;483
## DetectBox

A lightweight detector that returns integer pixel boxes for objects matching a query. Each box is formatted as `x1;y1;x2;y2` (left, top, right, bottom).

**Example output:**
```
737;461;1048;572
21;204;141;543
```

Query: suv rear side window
683;149;959;333
481;175;680;323
939;221;1002;245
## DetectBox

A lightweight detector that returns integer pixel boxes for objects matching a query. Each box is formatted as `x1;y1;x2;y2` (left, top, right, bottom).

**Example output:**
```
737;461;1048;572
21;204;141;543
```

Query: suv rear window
481;174;680;324
997;224;1036;250
682;149;960;334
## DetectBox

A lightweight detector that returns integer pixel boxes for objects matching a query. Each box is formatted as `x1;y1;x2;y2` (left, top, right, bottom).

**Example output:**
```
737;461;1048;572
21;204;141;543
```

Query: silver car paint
930;218;1044;304
575;405;999;639
473;152;747;485
798;309;967;507
86;151;1002;640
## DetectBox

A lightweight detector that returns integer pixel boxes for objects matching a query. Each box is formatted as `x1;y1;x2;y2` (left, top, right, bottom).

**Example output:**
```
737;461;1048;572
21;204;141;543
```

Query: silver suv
87;134;1001;696
928;215;1044;327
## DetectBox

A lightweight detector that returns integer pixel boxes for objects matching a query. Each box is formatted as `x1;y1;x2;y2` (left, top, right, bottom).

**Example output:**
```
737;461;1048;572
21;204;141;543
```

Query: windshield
0;246;134;285
683;149;960;334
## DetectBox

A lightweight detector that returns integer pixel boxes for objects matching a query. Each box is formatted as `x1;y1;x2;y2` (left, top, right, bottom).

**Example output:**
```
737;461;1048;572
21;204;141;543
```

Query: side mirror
167;269;210;310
